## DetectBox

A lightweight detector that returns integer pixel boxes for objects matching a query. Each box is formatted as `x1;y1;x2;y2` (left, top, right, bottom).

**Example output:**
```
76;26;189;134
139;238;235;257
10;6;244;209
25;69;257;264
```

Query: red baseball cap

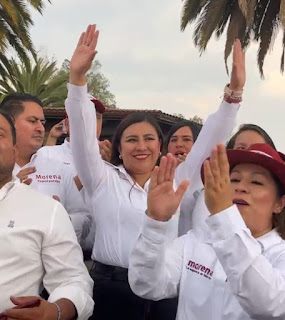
87;94;106;114
202;143;285;192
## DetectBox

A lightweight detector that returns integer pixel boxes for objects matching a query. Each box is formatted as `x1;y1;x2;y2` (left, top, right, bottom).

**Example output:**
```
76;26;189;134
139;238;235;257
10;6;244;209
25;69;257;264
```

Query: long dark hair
165;120;201;153
227;124;276;150
272;176;285;239
111;112;164;166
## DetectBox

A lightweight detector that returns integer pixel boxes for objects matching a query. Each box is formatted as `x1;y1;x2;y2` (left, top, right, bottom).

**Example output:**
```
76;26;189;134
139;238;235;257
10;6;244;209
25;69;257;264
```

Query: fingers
164;154;173;181
203;159;215;189
217;144;230;180
149;166;159;191
77;32;85;47
52;195;61;202
157;156;167;185
10;296;41;308
175;180;189;201
23;178;32;186
209;147;220;182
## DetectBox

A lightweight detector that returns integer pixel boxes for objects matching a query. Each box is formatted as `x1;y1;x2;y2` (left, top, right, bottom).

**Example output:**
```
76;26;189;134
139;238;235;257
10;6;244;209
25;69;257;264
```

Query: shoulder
11;183;60;209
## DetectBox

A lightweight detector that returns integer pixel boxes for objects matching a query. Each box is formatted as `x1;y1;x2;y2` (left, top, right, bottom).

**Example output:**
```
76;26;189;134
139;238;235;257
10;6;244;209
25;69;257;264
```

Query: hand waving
70;24;99;86
147;154;189;222
204;144;233;215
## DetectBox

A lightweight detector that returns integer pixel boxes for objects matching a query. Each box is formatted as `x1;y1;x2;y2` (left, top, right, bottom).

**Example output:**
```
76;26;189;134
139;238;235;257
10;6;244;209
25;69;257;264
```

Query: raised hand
204;144;233;215
229;39;246;91
147;153;189;222
99;140;112;162
45;120;66;146
69;24;99;86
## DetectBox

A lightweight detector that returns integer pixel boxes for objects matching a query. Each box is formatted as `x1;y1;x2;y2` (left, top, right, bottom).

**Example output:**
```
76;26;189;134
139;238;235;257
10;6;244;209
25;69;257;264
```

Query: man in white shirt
0;93;91;245
0;110;93;319
42;94;111;173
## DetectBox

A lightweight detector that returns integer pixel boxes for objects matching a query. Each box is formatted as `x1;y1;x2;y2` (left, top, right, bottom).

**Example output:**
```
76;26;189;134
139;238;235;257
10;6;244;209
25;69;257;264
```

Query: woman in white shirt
129;143;285;320
165;120;201;167
66;24;243;319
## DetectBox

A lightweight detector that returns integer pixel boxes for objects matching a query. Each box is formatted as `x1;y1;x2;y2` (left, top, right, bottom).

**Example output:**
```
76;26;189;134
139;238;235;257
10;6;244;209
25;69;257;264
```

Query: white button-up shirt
13;152;91;244
39;142;95;250
0;180;94;319
39;139;76;175
129;206;285;319
65;84;179;268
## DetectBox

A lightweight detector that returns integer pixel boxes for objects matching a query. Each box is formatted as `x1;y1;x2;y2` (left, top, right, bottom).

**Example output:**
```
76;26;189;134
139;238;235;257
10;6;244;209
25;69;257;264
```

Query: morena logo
35;174;62;183
186;260;213;280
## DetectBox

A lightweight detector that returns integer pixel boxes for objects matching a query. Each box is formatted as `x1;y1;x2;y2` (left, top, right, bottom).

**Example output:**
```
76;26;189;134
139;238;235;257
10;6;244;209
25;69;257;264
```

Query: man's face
0;114;16;178
96;112;103;138
14;102;45;156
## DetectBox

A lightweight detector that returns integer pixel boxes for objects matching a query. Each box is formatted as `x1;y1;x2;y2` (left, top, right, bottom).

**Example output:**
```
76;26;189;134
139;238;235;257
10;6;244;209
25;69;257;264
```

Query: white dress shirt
39;139;76;175
176;100;240;235
13;152;92;244
0;180;93;319
65;84;179;268
129;206;285;319
39;141;95;250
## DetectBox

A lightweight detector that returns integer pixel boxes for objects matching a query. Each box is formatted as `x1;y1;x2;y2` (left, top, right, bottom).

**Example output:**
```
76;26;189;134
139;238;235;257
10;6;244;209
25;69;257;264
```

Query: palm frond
238;0;248;17
256;0;280;77
181;0;206;31
193;0;229;51
280;0;285;28
181;0;285;75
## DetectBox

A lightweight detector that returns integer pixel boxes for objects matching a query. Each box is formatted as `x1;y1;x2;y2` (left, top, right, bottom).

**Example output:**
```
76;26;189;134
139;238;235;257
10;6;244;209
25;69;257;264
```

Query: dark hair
165;120;202;153
0;93;44;120
272;176;285;239
111;112;164;166
227;124;276;150
0;111;16;145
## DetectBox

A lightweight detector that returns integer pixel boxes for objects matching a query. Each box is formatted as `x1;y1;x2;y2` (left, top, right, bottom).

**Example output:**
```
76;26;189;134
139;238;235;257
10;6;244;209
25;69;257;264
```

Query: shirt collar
105;162;150;192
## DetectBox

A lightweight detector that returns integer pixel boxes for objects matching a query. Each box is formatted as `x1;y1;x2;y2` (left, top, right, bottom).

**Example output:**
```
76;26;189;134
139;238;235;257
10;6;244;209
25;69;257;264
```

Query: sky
30;0;285;151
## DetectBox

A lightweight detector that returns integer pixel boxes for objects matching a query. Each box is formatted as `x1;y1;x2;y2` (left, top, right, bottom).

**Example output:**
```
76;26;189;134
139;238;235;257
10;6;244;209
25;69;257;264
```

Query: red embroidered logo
186;260;213;280
35;174;62;183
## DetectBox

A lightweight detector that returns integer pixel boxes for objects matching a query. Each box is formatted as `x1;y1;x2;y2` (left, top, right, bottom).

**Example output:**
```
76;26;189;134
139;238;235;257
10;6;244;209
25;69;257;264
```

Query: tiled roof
44;107;184;123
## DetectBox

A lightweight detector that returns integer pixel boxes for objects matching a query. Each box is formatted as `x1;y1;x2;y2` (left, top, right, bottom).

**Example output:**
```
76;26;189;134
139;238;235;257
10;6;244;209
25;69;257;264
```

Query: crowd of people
0;23;284;320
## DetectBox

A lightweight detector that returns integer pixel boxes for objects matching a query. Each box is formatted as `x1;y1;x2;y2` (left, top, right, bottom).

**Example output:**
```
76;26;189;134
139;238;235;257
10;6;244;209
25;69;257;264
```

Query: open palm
147;154;189;222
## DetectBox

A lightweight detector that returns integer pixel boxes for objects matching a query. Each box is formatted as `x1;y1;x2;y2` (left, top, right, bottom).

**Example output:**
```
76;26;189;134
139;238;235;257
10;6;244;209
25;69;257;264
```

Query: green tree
181;0;285;76
190;115;203;125
58;59;116;108
0;56;68;107
0;0;50;69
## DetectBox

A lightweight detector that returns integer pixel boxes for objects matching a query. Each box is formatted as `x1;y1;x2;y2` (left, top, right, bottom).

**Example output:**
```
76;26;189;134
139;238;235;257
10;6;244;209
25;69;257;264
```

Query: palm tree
0;0;50;68
0;56;68;107
181;0;285;76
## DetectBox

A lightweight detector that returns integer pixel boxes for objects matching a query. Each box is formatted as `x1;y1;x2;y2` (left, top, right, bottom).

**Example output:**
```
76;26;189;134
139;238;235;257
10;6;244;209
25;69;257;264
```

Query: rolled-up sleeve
43;201;94;319
129;215;185;301
206;205;285;318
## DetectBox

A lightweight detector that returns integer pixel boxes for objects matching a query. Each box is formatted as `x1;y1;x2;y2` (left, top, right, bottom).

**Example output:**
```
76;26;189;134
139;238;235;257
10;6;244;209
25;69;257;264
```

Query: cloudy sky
30;0;285;151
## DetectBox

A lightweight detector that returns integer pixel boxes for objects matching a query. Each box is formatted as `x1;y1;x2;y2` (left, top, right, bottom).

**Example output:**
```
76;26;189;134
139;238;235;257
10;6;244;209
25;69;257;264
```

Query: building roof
44;107;184;124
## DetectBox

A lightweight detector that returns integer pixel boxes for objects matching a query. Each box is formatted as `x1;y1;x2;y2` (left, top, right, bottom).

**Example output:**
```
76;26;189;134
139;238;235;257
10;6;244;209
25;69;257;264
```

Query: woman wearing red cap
129;143;285;319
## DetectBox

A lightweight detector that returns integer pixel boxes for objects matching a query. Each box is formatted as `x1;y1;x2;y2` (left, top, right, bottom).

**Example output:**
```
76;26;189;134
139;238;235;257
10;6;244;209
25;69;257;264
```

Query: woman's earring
119;154;122;159
159;152;162;156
